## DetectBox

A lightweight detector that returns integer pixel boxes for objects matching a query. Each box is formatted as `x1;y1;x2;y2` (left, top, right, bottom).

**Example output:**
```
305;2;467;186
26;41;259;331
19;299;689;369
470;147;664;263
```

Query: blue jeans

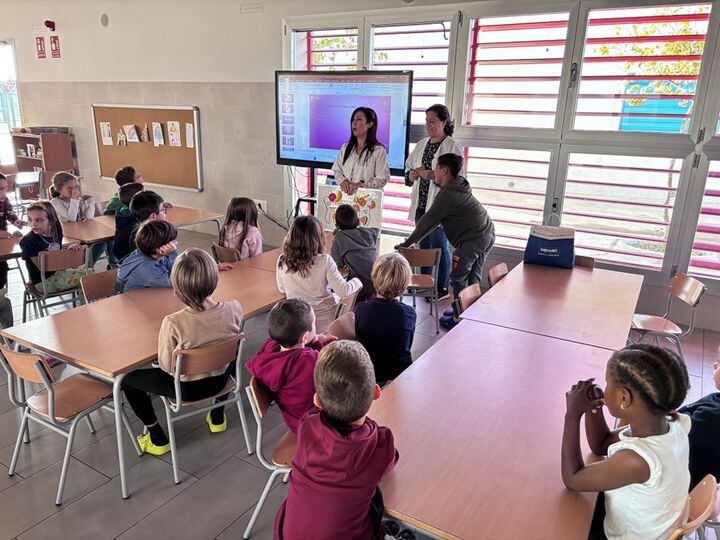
414;207;450;290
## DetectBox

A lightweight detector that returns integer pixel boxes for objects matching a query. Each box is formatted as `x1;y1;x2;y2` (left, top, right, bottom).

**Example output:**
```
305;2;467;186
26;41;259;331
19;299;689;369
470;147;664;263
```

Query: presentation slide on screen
277;73;410;171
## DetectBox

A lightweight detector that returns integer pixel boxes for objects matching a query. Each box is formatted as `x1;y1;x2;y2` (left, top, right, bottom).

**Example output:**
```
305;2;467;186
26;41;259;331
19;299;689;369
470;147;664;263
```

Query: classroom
1;0;720;539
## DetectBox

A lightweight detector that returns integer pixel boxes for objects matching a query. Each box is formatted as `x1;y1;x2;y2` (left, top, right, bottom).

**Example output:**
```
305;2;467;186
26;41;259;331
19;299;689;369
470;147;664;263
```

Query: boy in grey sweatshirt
397;153;494;323
331;204;379;301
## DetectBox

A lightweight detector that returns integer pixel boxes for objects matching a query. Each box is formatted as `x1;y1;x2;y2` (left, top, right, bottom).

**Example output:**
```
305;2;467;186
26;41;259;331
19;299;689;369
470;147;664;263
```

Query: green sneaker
206;412;227;433
137;432;170;456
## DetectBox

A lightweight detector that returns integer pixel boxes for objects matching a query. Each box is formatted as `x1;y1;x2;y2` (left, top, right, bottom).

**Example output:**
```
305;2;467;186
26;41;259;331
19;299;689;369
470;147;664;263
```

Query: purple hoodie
275;410;398;540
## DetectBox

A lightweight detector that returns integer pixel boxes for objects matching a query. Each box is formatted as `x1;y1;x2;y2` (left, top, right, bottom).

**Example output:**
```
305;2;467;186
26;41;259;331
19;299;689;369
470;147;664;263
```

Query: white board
316;184;384;231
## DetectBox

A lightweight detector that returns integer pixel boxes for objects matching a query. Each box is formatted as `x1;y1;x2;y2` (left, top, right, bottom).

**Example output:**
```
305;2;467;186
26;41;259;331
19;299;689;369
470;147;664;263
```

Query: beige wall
19;80;289;245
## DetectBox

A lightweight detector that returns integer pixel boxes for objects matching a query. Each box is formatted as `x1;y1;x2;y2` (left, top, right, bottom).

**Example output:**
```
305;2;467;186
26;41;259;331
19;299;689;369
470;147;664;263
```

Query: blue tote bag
523;225;575;269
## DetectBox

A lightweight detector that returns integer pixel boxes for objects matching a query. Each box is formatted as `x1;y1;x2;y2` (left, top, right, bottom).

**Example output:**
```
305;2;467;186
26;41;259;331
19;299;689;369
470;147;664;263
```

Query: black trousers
122;366;232;426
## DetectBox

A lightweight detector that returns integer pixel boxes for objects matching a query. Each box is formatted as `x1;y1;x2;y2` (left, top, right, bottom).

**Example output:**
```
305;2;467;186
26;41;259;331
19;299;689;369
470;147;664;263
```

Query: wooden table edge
384;508;461;540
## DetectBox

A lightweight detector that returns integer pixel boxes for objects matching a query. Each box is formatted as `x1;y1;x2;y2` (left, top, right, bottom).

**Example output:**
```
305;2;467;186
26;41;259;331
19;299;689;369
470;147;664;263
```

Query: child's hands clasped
0;231;11;239
155;240;179;258
565;378;604;418
217;262;234;271
67;243;83;251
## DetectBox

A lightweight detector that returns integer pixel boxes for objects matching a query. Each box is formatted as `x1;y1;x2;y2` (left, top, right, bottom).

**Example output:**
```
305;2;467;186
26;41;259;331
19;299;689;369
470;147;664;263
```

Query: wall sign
35;36;46;59
50;35;61;58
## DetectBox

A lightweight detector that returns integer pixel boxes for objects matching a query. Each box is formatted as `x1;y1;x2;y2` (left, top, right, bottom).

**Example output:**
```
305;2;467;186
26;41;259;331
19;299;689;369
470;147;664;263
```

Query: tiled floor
0;231;714;539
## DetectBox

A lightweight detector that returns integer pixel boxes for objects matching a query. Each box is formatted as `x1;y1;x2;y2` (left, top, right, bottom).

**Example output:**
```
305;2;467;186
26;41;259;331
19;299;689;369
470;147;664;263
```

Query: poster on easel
316;184;383;232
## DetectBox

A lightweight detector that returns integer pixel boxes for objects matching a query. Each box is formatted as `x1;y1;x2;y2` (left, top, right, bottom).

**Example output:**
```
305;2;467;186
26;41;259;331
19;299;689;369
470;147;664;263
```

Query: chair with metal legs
0;345;138;505
159;333;253;485
243;376;297;539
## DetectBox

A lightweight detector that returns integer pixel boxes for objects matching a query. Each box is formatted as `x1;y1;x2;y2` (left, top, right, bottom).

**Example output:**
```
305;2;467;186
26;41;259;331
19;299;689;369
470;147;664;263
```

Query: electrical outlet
253;199;267;212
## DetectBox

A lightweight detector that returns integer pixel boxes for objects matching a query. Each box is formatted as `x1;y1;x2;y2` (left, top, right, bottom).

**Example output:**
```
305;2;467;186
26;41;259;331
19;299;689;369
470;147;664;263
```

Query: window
561;152;682;269
0;40;21;165
467;147;552;249
689;161;720;278
574;4;712;134
464;12;571;129
371;21;451;124
292;28;358;71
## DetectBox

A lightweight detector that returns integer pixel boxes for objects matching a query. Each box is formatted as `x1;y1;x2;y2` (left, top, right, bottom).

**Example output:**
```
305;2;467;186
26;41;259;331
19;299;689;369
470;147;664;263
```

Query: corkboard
92;104;202;191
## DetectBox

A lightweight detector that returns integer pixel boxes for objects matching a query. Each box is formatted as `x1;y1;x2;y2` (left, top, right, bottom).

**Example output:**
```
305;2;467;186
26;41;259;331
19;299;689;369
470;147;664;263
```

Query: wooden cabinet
11;129;76;198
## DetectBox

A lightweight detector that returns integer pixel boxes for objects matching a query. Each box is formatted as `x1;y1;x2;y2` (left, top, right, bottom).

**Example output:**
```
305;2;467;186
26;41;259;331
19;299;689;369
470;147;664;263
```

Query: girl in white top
562;344;691;540
219;197;263;260
331;107;390;195
276;215;361;332
48;171;112;267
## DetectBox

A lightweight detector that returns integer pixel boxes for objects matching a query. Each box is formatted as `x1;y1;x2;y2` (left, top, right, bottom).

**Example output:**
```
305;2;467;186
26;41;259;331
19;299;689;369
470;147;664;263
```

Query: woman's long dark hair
342;107;381;164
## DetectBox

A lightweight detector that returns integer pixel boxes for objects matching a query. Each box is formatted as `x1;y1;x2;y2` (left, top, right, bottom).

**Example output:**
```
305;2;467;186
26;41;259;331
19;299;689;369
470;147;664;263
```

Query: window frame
0;38;23;166
559;0;717;153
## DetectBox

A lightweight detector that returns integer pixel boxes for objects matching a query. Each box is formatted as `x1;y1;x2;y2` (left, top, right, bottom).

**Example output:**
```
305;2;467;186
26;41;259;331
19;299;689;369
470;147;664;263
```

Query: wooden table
461;262;644;351
233;247;281;273
1;263;284;498
370;320;610;540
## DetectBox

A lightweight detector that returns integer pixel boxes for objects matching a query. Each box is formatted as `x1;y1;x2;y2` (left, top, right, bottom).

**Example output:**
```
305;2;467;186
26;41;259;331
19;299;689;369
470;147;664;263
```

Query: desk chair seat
669;474;717;540
408;275;434;290
166;378;235;406
0;346;138;505
23;248;88;321
631;315;683;335
273;431;297;467
27;373;113;422
244;377;297;539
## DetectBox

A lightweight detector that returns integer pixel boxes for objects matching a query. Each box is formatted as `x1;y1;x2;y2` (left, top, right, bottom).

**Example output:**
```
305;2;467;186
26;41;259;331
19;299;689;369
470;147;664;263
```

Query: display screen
275;71;412;175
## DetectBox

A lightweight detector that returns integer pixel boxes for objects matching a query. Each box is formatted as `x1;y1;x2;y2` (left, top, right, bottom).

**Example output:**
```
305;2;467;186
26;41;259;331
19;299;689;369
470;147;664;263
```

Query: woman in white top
276;215;361;332
331;107;390;195
404;104;464;297
562;344;691;540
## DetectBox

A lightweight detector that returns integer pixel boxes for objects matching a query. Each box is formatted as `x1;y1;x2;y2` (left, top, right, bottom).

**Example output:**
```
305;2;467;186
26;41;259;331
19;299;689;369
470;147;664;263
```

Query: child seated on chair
277;215;362;332
561;344;691;540
104;165;144;216
117;220;178;293
246;298;336;432
219;197;263;259
0;173;25;292
679;349;720;490
122;248;243;455
331;204;379;301
113;189;172;261
48;171;112;268
355;253;416;385
20;201;85;294
275;340;399;539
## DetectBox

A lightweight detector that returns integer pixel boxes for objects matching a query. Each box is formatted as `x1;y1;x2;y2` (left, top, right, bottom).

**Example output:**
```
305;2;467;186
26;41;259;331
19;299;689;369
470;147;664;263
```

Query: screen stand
293;167;319;218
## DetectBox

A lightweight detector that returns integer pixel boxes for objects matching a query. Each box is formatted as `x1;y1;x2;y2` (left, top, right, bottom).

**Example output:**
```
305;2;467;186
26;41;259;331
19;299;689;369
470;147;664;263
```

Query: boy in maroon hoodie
246;298;336;432
275;340;399;540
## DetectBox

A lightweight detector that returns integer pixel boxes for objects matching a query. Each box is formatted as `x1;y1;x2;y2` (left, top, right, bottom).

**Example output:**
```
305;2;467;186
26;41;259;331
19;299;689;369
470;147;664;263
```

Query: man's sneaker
137;432;171;456
443;308;454;317
425;287;450;302
206;412;227;433
440;314;458;330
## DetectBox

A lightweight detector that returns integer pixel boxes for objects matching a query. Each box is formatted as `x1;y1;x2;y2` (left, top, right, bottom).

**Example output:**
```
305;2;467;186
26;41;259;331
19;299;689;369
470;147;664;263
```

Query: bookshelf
11;129;76;199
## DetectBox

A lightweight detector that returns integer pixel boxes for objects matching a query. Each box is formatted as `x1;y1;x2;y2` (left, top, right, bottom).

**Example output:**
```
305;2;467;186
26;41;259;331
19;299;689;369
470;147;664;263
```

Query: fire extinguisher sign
35;36;46;59
50;35;61;58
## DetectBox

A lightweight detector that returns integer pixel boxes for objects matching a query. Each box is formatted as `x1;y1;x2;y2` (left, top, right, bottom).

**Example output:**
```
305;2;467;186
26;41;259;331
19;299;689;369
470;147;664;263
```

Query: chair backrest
458;284;482;313
398;247;441;269
0;345;54;385
211;243;240;263
171;333;244;377
38;247;86;272
667;474;718;540
333;289;359;320
487;263;508;287
81;268;118;303
248;376;274;419
327;312;356;340
574;255;595;268
669;272;706;308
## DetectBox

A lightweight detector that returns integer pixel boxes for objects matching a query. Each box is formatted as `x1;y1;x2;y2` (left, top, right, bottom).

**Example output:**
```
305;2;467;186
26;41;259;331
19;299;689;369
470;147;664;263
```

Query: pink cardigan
221;222;263;259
